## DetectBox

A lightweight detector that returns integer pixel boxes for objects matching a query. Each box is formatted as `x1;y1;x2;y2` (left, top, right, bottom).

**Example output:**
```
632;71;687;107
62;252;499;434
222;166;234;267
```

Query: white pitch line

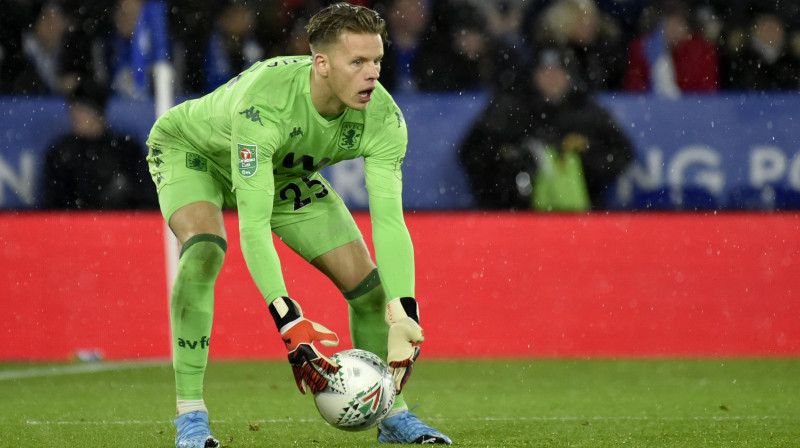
26;420;166;425
25;415;792;426
0;361;167;381
25;418;323;426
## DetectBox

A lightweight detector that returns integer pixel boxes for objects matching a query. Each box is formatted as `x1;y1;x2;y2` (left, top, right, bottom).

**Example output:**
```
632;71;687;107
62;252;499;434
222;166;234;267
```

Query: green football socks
171;234;227;406
344;269;407;411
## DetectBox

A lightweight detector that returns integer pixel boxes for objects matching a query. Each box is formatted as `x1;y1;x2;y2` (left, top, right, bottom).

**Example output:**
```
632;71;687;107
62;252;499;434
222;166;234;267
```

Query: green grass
1;359;798;447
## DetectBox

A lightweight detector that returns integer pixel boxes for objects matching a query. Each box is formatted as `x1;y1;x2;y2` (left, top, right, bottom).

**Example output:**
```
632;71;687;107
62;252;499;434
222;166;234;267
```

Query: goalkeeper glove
385;297;424;393
269;296;339;394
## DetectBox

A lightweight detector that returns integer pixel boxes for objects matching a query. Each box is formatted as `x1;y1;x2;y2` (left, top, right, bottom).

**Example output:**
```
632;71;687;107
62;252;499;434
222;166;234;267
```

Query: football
313;349;396;431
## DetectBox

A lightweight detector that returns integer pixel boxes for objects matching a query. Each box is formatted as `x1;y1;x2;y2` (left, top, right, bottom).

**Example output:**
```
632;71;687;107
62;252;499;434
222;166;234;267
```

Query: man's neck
309;69;346;117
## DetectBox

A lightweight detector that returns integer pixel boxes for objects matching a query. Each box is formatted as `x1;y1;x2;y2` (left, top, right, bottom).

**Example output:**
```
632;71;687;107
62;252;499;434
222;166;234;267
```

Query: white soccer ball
313;349;396;431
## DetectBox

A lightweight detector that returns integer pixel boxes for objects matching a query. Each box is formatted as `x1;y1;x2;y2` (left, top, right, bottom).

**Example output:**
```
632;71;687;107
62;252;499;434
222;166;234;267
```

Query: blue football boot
174;411;220;448
378;411;452;444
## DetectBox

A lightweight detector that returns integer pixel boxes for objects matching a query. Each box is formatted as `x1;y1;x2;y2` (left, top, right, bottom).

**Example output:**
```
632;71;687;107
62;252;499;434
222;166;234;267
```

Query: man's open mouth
358;88;374;102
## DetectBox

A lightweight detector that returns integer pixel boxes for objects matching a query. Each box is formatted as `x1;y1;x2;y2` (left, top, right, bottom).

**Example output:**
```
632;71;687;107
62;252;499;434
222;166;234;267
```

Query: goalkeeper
145;2;451;447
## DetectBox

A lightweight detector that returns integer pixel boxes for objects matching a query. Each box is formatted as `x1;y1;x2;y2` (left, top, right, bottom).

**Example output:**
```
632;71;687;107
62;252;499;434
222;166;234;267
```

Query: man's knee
169;201;227;246
179;234;228;277
344;269;385;312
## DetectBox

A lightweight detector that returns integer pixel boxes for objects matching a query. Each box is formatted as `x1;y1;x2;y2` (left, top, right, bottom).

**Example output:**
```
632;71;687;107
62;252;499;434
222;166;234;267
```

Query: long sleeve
370;193;414;299
236;168;288;303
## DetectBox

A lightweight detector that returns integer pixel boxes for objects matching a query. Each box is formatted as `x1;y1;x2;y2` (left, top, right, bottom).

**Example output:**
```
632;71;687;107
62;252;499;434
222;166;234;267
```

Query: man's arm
237;173;341;394
369;193;414;298
365;157;423;392
236;187;288;302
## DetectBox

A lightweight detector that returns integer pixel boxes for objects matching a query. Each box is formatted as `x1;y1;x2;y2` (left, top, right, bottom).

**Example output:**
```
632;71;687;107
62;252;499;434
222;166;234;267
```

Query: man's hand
269;296;339;394
385;297;424;393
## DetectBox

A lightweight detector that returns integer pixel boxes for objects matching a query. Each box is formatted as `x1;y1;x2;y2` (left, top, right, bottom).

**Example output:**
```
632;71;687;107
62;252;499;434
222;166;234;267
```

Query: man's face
534;65;570;103
663;14;690;48
324;31;383;111
69;103;105;138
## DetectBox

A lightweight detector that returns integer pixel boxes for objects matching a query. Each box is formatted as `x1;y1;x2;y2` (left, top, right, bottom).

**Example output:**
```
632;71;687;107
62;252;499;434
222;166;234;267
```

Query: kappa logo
338;122;363;150
290;126;303;138
238;143;258;177
239;106;264;126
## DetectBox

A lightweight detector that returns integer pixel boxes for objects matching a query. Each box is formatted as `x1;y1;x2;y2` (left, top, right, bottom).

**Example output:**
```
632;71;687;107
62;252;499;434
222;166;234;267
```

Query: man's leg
312;243;450;444
310;239;389;360
312;241;410;415
271;176;450;443
168;201;227;448
343;268;388;361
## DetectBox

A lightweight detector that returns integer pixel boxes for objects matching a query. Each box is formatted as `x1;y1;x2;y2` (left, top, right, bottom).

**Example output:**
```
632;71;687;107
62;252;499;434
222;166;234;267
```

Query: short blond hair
306;2;388;52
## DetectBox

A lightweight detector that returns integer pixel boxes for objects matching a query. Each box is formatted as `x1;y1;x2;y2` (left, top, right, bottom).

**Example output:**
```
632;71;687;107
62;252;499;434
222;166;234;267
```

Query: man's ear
314;52;329;78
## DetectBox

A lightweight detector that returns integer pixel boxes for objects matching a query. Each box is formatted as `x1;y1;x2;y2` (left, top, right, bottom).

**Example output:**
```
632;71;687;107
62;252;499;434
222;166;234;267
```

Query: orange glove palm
269;297;339;394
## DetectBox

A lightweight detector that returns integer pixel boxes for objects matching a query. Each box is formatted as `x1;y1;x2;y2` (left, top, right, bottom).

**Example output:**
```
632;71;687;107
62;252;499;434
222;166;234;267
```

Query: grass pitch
1;358;798;447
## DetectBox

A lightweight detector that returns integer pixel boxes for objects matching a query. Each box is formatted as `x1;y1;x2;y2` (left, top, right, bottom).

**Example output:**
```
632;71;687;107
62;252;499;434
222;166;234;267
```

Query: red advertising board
1;211;798;360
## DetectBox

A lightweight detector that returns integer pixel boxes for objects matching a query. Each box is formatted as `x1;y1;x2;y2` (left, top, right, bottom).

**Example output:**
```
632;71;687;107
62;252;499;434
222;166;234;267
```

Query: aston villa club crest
338;122;363;150
238;143;257;177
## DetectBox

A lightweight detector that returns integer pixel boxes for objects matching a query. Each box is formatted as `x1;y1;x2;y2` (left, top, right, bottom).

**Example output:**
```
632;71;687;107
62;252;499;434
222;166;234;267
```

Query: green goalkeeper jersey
150;56;413;302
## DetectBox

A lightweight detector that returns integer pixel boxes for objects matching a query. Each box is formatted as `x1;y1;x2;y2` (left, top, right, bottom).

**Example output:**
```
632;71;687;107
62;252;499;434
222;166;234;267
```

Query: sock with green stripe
343;269;408;412
171;233;227;414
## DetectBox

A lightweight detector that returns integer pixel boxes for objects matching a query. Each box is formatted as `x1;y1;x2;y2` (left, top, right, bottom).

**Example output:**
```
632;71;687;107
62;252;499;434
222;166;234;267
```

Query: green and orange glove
385;297;424;393
269;296;339;394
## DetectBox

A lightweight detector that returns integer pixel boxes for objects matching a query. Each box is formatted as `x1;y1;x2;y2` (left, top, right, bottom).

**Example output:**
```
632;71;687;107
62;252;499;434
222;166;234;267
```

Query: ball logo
314;349;395;431
336;382;384;426
362;385;383;412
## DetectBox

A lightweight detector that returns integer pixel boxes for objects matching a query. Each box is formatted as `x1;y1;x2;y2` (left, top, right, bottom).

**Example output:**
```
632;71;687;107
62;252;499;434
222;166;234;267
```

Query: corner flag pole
133;1;179;337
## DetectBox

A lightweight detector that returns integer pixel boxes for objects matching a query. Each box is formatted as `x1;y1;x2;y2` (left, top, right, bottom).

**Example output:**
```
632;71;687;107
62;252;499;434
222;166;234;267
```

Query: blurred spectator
720;9;800;91
623;0;719;97
6;2;70;95
531;0;627;91
690;1;725;45
0;0;33;93
58;1;114;95
412;0;500;91
40;81;157;209
202;1;265;91
283;12;312;56
108;0;148;98
459;47;633;210
167;0;219;94
379;0;430;92
58;0;146;99
484;0;527;50
595;0;648;43
482;0;529;91
62;0;212;97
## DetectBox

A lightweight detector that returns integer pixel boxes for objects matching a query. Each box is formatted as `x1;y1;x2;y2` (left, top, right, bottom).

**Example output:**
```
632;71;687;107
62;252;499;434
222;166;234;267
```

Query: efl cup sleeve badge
238;143;258;177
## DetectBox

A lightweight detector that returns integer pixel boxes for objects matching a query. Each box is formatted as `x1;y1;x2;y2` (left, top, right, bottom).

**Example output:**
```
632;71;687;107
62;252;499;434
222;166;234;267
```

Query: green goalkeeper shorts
146;143;362;261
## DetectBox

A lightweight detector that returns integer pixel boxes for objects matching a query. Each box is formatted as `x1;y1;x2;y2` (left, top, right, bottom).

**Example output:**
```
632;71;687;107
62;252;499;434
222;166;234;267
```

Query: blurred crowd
2;0;799;98
2;0;799;211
